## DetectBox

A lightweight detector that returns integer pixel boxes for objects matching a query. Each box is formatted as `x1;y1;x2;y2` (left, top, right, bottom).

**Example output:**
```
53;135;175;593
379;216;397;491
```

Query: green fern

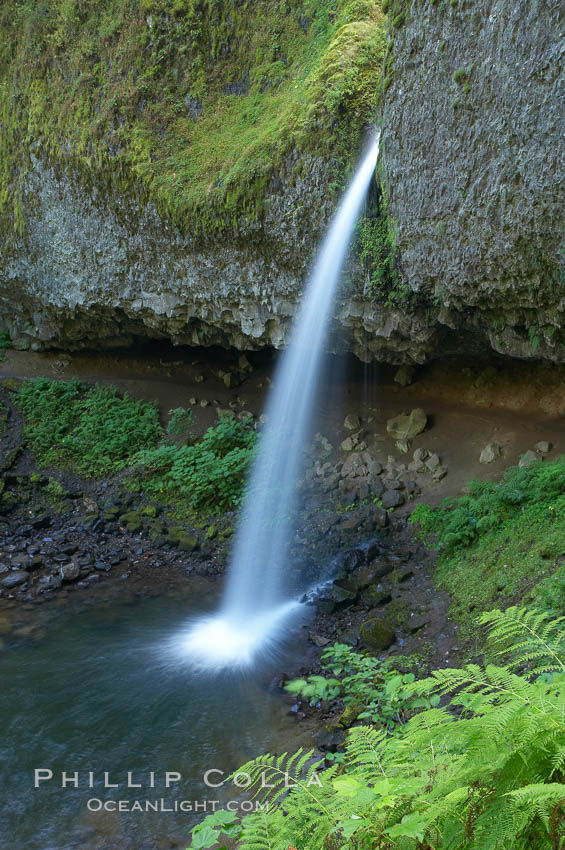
479;606;565;676
187;607;565;850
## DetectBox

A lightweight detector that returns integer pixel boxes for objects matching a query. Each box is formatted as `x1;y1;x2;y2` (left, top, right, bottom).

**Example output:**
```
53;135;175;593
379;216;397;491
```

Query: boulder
360;618;396;652
168;527;199;552
535;441;551;454
424;453;441;473
393;365;415;387
381;490;405;509
316;724;345;752
480;442;501;464
344;414;361;431
59;561;80;582
386;408;427;442
519;450;540;468
1;570;29;588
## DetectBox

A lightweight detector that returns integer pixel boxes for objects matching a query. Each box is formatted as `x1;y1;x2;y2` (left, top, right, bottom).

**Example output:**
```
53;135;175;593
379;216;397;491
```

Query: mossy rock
0;445;22;473
360;617;396;651
1;491;18;511
338;702;364;728
118;510;145;532
168;526;199;552
204;524;217;540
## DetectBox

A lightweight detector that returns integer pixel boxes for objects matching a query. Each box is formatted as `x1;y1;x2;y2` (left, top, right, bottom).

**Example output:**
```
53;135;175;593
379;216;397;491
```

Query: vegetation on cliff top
0;0;387;237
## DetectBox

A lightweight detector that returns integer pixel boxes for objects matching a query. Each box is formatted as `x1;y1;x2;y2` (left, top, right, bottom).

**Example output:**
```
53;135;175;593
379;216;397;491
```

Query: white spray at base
172;134;380;672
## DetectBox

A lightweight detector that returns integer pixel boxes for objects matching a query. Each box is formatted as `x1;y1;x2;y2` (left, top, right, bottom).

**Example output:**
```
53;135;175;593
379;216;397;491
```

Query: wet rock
0;446;22;473
367;459;383;476
371;506;389;528
309;632;330;647
381;490;405;509
59;561;80;582
369;477;384;497
317;596;336;615
394;365;415;387
119;511;144;532
30;514;51;530
340;434;359;452
314;433;333;453
322;473;339;493
362;586;392;606
357;480;369;500
2;570;29;588
432;465;448;481
316;724;345;752
38;574;62;591
331;582;357;608
360;618;396;652
519;450;540;468
480;442;501;464
395;439;410;454
386;408;427;442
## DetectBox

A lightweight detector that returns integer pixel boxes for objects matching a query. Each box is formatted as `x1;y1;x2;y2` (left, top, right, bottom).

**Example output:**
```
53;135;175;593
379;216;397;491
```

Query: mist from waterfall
174;134;380;671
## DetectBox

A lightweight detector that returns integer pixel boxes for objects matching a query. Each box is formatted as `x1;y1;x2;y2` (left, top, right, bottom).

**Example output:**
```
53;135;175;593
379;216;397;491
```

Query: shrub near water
15;378;162;477
134;414;256;512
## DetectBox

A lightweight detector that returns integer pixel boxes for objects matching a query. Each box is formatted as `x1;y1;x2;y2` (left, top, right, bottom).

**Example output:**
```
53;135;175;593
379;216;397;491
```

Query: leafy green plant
13;378;162;477
135;414;256;512
166;406;195;439
286;643;435;726
187;607;565;849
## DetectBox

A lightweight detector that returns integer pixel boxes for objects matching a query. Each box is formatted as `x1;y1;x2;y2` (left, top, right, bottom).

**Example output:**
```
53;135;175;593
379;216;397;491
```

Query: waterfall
175;134;380;671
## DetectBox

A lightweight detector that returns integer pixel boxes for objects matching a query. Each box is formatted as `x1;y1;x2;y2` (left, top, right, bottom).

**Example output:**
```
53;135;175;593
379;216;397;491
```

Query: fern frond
238;807;288;850
480;606;565;675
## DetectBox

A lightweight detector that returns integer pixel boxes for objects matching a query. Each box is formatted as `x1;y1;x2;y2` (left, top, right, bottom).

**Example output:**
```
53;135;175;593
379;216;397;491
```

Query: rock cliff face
0;0;563;363
380;0;565;363
0;153;435;363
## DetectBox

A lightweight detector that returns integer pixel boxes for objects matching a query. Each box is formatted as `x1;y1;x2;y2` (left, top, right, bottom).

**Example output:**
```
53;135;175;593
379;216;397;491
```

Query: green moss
357;187;416;307
453;67;468;84
0;0;387;238
411;458;565;641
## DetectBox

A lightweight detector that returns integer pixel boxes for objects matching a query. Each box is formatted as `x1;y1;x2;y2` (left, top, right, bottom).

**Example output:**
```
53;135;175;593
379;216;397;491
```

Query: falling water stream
175;133;381;671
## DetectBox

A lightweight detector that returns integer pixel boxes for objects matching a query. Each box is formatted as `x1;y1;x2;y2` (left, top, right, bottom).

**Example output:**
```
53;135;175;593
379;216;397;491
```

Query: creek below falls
0;579;316;850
